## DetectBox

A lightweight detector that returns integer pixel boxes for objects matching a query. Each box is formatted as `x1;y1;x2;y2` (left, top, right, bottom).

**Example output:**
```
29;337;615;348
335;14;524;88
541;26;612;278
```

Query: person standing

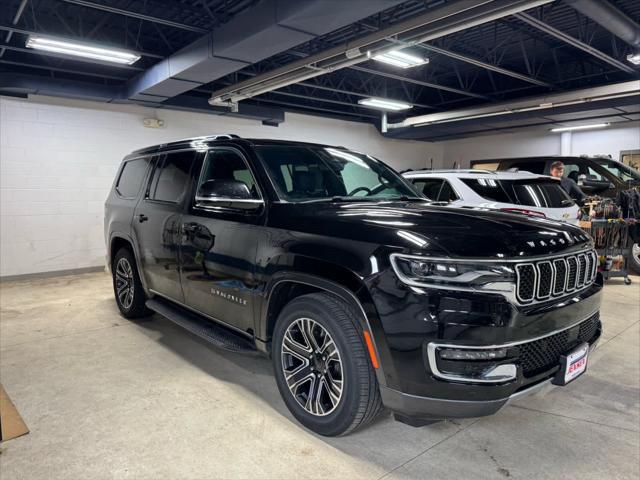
550;160;587;205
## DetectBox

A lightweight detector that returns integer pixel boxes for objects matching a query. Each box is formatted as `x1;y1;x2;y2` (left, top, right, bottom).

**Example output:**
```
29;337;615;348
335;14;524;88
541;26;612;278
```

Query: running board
146;297;258;355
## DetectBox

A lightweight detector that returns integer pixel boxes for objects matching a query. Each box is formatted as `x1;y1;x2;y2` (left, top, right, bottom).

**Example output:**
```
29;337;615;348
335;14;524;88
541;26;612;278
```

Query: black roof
129;135;344;157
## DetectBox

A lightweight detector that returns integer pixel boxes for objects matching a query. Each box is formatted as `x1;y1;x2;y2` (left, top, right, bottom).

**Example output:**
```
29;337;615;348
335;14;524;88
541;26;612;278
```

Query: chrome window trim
426;310;599;384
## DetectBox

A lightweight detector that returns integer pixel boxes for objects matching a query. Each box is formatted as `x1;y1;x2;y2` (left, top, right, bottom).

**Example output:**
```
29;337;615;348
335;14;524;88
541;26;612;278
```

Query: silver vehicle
403;169;581;224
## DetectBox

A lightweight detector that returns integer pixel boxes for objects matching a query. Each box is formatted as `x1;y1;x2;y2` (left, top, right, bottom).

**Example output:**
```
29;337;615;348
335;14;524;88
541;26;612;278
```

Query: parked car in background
403;170;580;224
469;156;640;272
469;156;640;198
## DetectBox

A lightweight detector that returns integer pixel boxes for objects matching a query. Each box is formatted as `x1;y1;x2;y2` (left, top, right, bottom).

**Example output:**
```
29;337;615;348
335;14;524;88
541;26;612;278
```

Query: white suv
403;169;580;224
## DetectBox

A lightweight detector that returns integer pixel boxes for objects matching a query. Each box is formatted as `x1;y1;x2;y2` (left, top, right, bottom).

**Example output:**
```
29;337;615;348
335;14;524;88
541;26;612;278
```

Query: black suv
105;135;603;436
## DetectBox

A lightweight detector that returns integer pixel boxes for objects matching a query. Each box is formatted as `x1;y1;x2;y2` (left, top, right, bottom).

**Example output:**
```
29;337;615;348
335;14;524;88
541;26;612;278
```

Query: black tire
272;292;382;436
112;248;152;319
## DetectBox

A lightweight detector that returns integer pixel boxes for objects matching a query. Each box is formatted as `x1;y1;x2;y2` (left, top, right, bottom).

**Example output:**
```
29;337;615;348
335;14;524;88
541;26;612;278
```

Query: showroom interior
0;0;638;478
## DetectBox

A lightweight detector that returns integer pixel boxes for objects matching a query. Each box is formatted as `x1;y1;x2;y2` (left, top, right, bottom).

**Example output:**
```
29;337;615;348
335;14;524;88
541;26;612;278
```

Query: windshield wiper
299;196;371;204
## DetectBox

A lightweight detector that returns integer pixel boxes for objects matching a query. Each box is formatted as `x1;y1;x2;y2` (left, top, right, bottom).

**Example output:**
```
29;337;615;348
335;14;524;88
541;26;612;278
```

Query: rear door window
411;178;443;200
148;150;196;203
116;158;151;198
438;180;458;202
510;180;574;208
461;178;512;203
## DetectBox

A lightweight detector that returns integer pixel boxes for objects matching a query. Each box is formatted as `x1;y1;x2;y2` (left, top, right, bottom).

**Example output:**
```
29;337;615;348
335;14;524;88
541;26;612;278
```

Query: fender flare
259;271;391;388
108;232;150;295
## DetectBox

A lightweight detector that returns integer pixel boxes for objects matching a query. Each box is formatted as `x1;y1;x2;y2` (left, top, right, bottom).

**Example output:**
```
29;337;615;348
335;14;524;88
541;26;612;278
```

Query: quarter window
148;151;196;203
116;158;151;198
411;179;443;200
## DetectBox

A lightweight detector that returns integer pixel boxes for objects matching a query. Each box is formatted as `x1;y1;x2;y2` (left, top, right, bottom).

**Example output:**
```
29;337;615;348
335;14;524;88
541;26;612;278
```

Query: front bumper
381;325;601;421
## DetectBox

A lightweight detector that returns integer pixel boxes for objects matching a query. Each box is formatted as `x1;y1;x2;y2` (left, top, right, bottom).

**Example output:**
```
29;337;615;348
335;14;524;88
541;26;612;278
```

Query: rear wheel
112;248;151;319
272;293;382;436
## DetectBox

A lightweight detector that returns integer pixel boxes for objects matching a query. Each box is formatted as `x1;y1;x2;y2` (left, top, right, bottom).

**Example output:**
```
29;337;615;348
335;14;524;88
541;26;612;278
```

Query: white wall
442;123;640;168
0;95;441;277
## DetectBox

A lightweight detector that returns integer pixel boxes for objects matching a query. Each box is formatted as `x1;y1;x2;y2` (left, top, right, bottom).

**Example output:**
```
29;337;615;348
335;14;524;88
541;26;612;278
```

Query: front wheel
272;293;382;436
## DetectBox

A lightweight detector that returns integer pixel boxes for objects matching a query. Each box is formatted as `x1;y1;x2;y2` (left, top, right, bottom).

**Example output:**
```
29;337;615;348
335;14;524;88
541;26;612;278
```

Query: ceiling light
550;123;610;132
26;35;141;65
372;49;429;69
627;52;640;65
358;97;412;111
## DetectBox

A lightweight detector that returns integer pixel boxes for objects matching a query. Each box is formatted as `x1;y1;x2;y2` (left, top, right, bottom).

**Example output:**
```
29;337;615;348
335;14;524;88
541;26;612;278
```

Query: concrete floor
0;271;638;480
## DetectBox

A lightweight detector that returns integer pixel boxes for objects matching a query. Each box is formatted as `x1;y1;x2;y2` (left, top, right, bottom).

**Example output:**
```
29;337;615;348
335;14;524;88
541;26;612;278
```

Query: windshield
462;178;574;208
593;159;640;183
255;145;420;202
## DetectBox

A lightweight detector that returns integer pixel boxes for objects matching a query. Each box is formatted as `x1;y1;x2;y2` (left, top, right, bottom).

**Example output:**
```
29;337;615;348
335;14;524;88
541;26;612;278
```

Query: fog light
438;347;507;361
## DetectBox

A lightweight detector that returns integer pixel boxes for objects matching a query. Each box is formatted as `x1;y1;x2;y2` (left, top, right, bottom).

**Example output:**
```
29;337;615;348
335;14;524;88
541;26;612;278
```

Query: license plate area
552;342;589;386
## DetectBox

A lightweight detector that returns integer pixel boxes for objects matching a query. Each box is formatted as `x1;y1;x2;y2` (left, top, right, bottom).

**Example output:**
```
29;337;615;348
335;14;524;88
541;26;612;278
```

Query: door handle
138;214;148;223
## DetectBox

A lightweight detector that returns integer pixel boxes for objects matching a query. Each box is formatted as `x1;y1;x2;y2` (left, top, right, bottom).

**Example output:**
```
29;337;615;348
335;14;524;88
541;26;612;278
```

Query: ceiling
0;0;638;141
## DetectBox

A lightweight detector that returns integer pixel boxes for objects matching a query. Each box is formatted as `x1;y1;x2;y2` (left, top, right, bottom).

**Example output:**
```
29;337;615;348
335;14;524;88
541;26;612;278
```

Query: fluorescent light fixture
358;97;412;111
550;123;610;132
372;49;429;69
627;52;640;65
26;35;141;65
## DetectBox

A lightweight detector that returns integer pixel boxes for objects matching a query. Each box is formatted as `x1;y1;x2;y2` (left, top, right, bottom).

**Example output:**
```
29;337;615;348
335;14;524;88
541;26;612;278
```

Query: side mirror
196;179;263;210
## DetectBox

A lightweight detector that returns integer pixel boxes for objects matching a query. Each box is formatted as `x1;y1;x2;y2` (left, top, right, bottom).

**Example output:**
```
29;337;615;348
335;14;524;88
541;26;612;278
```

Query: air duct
126;0;406;104
565;0;640;47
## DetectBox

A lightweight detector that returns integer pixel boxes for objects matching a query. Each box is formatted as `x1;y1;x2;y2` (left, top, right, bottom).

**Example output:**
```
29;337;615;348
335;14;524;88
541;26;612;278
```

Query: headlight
390;254;515;291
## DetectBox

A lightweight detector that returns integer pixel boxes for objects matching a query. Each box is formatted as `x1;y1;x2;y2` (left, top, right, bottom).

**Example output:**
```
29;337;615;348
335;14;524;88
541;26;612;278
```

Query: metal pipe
59;0;209;33
514;12;636;74
565;0;640;48
0;0;28;58
210;0;554;104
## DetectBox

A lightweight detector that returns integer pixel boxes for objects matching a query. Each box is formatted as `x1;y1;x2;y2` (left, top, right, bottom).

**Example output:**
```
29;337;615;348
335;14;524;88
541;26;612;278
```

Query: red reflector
500;208;546;218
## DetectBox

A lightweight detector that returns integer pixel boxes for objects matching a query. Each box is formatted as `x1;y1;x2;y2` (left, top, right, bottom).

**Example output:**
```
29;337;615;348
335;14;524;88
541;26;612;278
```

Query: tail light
500;208;546;218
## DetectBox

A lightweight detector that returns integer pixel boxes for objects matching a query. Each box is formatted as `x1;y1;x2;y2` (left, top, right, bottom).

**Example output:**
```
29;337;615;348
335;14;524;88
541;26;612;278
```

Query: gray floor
0;271;638;480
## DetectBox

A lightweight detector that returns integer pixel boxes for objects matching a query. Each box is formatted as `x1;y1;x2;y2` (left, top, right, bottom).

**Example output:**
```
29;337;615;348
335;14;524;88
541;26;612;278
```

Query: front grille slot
552;259;567;295
536;262;553;299
519;312;600;377
516;250;597;305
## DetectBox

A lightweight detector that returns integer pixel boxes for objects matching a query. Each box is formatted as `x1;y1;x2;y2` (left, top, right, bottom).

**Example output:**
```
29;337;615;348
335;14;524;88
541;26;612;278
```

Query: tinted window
438;181;458;201
594;159;640;182
255;145;418;202
116;158;150;198
511;180;574;208
411;179;443;200
507;161;545;174
462;178;512;203
197;148;260;199
148;151;196;203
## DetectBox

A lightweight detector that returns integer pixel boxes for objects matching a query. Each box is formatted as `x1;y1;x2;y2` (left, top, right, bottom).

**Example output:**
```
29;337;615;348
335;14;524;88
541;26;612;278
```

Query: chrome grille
516;250;598;304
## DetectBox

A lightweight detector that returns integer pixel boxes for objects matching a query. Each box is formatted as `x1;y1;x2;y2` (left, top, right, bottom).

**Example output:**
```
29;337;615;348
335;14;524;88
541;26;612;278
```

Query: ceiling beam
513;12;636;74
0;0;28;58
349;65;491;100
417;43;553;87
58;0;209;33
0;59;128;80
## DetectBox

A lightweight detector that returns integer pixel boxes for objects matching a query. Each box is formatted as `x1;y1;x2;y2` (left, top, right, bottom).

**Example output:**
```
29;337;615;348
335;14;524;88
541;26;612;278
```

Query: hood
268;200;591;258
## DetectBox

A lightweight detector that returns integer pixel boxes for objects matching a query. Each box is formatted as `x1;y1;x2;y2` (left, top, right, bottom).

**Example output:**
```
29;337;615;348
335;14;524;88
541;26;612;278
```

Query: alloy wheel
115;257;135;310
281;318;344;416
